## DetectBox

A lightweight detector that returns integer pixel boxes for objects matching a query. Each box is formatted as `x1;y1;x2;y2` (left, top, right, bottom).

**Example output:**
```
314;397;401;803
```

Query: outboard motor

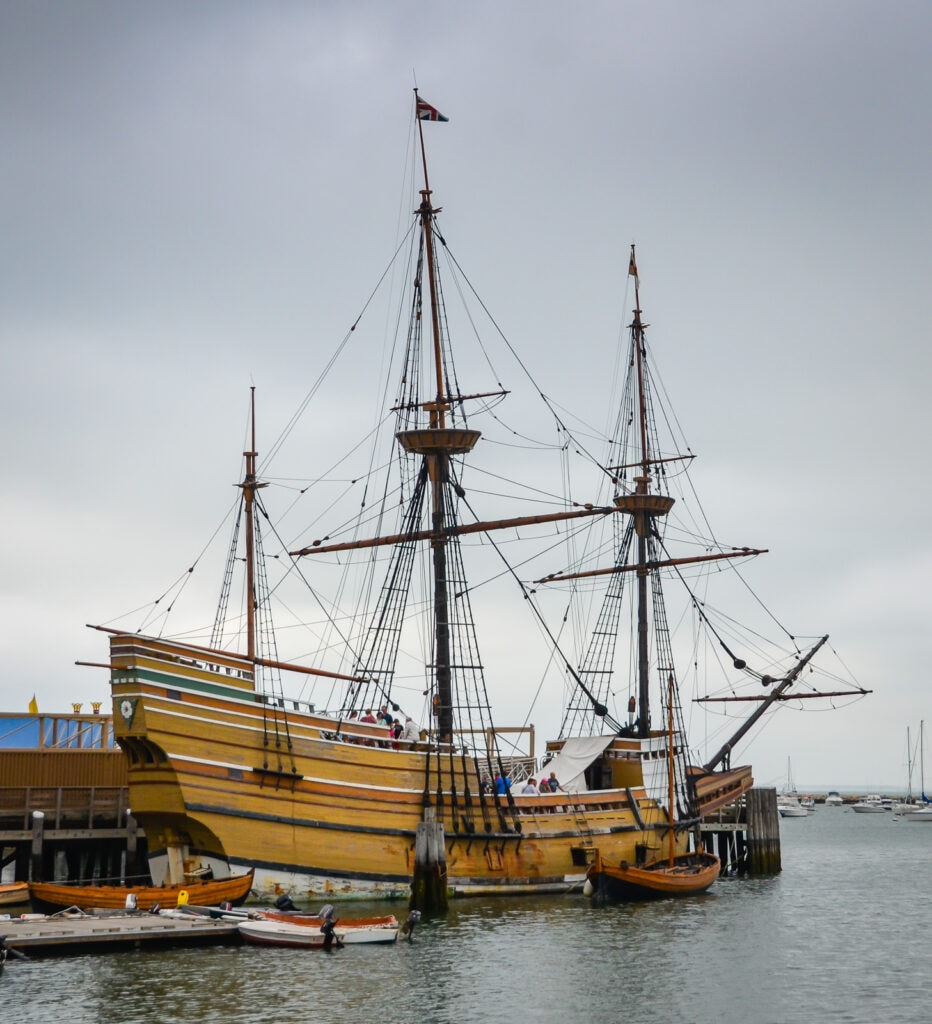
402;909;422;940
274;894;298;912
319;906;342;951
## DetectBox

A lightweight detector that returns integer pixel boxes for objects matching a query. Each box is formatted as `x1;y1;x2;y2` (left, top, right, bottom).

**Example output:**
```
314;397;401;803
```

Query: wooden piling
746;787;781;875
30;809;45;881
410;807;448;915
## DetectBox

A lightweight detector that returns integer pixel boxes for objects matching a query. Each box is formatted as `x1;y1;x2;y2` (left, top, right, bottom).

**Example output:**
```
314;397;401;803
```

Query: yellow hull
109;635;738;899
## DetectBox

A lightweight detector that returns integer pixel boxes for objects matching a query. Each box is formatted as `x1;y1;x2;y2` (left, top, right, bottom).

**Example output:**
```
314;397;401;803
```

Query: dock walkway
0;910;238;956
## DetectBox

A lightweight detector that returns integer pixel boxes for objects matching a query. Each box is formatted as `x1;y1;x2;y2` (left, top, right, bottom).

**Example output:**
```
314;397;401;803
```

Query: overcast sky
2;1;930;791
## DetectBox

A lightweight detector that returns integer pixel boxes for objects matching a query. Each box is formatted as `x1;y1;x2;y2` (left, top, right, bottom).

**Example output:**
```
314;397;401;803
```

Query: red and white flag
416;97;449;122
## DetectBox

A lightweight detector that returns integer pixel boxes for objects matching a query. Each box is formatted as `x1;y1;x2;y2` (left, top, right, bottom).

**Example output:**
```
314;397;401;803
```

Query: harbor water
3;808;929;1023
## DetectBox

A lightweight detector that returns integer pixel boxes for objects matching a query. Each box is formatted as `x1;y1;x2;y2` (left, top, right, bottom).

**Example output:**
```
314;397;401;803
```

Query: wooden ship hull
586;848;720;901
27;866;254;913
108;634;752;900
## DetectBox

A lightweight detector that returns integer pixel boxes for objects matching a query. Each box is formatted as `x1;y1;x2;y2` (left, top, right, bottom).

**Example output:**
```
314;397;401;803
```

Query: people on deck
493;773;511;795
547;771;561;792
400;716;420;745
521;778;538;794
359;709;377;745
344;709;360;743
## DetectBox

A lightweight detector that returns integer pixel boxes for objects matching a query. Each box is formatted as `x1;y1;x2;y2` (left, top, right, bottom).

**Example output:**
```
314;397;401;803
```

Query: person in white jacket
400;716;420;745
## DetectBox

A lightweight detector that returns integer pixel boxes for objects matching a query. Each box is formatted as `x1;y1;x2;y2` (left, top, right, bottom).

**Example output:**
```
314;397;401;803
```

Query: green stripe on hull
112;667;257;703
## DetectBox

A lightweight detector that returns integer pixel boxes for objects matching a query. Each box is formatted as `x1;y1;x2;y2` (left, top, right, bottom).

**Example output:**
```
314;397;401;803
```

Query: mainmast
291;95;615;743
394;92;479;741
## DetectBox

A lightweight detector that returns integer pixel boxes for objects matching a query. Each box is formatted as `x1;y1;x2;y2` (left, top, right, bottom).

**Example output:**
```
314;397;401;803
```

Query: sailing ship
94;94;860;902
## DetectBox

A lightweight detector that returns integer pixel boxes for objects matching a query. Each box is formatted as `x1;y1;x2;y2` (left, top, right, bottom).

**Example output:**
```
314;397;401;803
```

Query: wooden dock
699;786;782;876
0;911;239;956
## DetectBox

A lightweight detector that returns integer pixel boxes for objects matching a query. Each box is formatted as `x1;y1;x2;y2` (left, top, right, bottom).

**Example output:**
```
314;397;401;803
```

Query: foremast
548;248;765;743
622;254;675;737
240;386;268;663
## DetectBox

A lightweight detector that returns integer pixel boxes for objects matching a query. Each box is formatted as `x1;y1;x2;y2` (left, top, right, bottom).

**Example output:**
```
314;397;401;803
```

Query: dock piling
746;787;781;874
30;810;45;881
410;807;448;915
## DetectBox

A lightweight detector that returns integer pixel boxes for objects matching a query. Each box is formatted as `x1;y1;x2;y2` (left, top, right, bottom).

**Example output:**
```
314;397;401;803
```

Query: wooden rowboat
0;881;29;907
586;848;720;900
586;674;720;901
28;869;255;913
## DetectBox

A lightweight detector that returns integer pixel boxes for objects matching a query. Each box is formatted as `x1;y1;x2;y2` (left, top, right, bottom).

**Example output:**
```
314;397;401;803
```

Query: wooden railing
0;786;130;832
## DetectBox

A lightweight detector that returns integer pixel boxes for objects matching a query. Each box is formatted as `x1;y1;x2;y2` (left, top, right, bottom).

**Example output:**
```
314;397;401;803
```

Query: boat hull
852;796;889;813
108;634;752;899
27;869;254;914
238;918;398;947
586;850;720;901
0;882;29;907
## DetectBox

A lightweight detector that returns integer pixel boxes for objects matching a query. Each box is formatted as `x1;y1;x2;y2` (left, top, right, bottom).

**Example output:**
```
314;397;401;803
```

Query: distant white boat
778;758;811;817
778;797;809;818
900;720;931;822
825;791;843;806
891;725;920;814
852;794;888;813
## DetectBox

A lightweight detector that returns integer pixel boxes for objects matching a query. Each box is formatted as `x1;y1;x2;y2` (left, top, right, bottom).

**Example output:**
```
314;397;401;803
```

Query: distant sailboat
891;726;918;814
903;721;932;822
777;758;809;818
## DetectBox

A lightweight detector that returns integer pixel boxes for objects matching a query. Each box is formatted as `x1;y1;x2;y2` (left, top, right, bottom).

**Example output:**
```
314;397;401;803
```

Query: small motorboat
777;794;809;818
238;908;399;948
851;794;889;813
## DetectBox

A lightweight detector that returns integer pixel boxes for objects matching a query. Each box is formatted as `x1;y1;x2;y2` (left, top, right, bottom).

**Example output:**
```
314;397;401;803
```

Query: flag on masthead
416;97;449;122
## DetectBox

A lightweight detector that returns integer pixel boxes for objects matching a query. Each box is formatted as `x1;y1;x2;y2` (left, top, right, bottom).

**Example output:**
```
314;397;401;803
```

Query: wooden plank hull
0;882;29;907
27;868;255;913
107;634;749;898
587;850;720;901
